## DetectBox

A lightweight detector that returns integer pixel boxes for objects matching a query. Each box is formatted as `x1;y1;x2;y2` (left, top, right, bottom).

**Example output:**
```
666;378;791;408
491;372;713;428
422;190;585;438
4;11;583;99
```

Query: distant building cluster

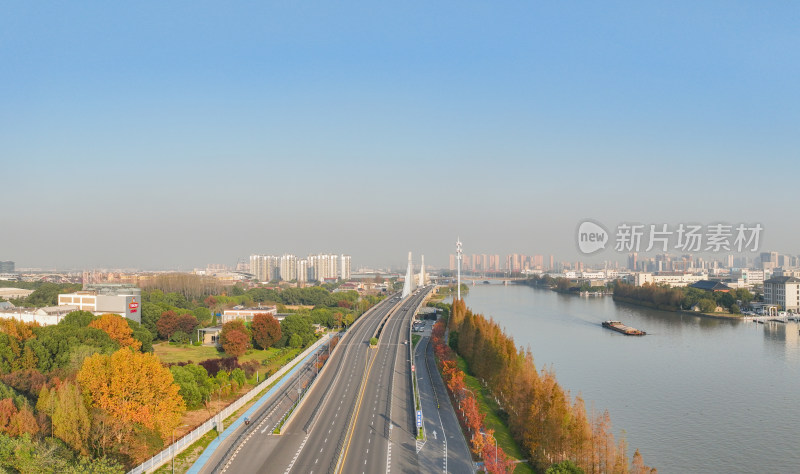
249;254;351;283
625;251;800;274
449;253;555;273
0;260;16;281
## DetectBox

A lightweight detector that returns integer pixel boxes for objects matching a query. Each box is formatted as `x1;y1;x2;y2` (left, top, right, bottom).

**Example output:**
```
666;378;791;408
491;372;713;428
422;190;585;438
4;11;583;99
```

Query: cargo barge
602;320;646;336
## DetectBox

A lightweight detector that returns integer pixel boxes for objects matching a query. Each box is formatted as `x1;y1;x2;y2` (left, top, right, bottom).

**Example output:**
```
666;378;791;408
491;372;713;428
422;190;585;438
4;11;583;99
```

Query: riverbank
443;299;655;473
613;295;745;321
463;283;800;473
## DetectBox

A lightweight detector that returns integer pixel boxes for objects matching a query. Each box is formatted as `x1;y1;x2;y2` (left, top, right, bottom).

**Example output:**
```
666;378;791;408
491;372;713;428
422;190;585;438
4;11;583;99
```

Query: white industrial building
57;284;142;323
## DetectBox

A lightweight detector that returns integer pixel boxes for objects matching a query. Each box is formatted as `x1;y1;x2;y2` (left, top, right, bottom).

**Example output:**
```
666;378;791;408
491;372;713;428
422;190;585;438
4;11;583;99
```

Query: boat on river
602;320;646;336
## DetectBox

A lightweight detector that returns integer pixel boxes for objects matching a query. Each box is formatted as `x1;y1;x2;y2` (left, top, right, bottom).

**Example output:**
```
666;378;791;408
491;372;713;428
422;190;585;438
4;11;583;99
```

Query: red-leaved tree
221;329;249;357
251;313;281;350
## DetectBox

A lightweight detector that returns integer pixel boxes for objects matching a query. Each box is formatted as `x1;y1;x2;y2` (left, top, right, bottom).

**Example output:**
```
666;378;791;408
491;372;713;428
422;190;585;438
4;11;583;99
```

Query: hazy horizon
3;3;798;270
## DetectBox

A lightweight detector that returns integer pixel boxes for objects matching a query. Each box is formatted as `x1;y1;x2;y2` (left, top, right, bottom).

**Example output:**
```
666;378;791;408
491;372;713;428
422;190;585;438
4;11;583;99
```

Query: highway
338;287;432;474
415;319;474;473
201;294;402;474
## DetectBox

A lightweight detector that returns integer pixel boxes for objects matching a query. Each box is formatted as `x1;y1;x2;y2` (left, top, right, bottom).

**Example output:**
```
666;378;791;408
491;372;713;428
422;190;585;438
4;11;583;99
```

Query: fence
127;335;330;474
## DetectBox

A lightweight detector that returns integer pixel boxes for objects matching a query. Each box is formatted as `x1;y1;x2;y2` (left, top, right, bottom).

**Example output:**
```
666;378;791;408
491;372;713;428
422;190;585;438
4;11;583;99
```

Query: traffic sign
416;410;422;428
411;364;415;372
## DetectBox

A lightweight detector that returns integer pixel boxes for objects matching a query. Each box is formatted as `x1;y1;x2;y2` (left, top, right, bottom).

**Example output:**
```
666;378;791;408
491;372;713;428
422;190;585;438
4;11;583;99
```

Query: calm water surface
463;284;800;474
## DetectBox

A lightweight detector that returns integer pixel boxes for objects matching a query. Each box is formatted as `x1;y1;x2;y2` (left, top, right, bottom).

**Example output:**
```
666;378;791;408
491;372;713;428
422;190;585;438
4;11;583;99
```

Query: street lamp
458;387;477;427
172;424;188;474
481;430;497;470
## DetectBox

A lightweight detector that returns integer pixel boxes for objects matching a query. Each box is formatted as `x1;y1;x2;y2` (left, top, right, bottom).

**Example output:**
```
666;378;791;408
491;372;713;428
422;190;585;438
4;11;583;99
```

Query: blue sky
2;2;798;269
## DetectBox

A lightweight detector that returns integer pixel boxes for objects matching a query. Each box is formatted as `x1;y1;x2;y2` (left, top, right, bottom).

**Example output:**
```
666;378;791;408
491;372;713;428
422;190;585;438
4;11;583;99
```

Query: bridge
437;275;528;286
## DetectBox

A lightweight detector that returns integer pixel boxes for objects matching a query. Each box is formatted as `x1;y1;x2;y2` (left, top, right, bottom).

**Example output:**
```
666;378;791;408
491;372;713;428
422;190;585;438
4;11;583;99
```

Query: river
462;284;800;474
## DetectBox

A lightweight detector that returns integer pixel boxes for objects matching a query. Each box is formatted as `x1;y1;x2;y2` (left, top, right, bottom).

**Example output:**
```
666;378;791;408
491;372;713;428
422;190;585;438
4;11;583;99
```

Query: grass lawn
153;343;221;364
411;334;421;348
455;355;534;474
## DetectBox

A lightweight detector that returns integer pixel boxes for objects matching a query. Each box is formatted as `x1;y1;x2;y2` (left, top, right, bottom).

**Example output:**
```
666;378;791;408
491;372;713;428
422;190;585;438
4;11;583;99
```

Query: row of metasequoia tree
431;319;517;473
445;300;657;474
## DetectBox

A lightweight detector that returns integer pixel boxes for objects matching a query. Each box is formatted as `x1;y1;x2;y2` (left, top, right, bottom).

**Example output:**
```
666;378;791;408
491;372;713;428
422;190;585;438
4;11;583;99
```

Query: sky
2;2;799;270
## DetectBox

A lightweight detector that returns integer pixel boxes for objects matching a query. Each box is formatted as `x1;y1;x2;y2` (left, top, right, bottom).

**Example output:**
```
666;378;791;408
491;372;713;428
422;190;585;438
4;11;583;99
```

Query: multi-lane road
339;288;428;474
415;319;473;473
199;286;473;474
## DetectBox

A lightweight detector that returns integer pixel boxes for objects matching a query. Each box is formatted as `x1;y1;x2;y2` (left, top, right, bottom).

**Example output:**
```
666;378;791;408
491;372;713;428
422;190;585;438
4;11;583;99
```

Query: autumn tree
77;348;185;438
156;310;180;340
89;313;142;351
222;329;250;357
251;313;281;349
0;398;38;437
177;313;200;335
37;381;91;454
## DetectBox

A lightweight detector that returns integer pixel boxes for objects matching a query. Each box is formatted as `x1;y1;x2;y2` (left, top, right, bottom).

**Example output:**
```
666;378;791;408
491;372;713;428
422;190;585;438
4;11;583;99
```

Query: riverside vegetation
439;300;656;474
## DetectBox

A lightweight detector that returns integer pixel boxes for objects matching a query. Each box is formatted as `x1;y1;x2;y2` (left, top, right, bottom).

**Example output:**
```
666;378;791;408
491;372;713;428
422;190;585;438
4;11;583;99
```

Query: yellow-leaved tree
77;348;184;438
89;313;142;351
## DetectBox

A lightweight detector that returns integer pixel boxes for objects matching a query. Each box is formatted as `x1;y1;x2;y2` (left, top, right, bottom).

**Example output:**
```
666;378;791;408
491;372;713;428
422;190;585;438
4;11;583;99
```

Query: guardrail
127;335;330;474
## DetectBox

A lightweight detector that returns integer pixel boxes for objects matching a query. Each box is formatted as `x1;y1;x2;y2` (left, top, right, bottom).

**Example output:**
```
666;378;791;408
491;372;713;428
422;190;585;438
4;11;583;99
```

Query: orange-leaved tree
251;313;281;349
220;320;251;356
89;313;142;351
77;348;184;438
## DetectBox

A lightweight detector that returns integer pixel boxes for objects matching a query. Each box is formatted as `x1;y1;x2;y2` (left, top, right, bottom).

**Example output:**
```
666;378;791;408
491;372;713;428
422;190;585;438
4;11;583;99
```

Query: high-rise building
308;254;339;281
340;254;351;280
297;259;308;283
280;255;297;281
0;261;14;273
628;252;638;271
449;254;456;271
250;255;279;282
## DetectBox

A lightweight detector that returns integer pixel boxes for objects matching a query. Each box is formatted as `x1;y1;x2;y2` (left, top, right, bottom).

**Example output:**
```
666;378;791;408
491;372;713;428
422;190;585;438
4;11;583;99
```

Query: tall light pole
456;238;463;301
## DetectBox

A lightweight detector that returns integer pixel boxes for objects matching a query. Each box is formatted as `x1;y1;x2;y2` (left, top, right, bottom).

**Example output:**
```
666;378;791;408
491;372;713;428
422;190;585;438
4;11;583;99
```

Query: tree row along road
415;318;474;474
339;287;432;474
205;293;403;474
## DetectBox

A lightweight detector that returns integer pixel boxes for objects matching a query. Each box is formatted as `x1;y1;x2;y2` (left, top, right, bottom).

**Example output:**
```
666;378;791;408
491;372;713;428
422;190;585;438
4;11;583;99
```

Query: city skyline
3;3;799;269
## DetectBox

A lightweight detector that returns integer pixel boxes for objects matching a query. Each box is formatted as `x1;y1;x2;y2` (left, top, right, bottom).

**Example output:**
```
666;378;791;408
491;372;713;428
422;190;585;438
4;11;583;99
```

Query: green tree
140;302;161;339
279;314;314;347
546;460;585;474
23;283;80;307
288;334;303;348
698;298;717;313
126;319;153;352
51;381;91;455
192;307;212;325
170;364;213;409
230;368;246;388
